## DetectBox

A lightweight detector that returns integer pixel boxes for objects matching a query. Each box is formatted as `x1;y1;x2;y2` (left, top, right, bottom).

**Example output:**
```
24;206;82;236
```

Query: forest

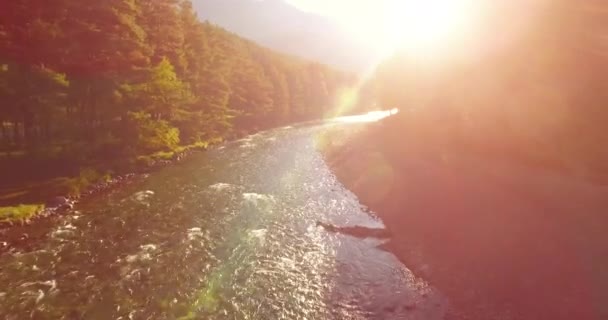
0;0;362;210
0;0;355;184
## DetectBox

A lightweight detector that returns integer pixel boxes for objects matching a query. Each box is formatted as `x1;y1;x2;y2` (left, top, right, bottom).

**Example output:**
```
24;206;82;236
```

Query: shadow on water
0;122;447;319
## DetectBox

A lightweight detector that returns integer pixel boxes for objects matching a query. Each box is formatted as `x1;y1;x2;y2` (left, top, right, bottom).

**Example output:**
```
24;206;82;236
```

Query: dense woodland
0;0;354;164
372;1;608;179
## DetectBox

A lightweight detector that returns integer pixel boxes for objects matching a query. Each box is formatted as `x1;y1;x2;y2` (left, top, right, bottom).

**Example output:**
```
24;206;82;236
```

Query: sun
379;0;476;55
286;0;478;60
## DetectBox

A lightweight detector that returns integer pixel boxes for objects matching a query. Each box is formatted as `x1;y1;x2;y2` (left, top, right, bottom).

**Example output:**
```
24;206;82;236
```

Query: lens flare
381;0;477;55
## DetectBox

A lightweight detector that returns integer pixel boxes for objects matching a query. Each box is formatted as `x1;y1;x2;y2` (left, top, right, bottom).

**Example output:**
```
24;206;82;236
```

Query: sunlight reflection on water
331;108;399;123
0;117;447;320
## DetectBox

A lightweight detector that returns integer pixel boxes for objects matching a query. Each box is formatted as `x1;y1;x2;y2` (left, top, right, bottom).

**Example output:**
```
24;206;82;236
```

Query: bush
151;151;175;161
134;155;155;168
0;204;45;223
60;168;110;196
127;111;180;153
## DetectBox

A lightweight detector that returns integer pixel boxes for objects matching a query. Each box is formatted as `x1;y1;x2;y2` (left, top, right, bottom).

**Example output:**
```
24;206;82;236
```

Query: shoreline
318;120;608;320
0;144;220;255
0;143;212;229
0;121;315;227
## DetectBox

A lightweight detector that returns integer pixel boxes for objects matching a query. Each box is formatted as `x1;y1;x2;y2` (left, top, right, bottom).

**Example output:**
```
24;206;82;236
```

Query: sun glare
287;0;478;59
380;0;476;55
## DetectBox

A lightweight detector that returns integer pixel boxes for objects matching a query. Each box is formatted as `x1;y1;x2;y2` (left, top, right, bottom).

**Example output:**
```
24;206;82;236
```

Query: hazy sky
285;0;388;49
284;0;498;58
285;0;378;17
285;0;382;28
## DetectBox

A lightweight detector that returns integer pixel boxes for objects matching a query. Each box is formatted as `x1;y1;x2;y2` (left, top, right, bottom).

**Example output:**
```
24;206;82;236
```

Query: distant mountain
192;0;376;72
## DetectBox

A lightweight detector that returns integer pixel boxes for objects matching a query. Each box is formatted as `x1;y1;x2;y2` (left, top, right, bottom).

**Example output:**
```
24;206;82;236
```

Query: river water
0;119;447;319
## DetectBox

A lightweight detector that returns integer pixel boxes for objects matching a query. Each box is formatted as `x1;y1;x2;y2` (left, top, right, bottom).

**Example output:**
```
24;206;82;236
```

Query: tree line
0;0;354;160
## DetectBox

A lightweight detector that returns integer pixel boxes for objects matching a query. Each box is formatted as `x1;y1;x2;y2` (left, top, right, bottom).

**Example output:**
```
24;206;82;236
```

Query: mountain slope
192;0;376;71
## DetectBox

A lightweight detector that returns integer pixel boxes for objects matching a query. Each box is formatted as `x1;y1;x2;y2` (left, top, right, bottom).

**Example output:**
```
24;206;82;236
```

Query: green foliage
79;168;103;184
134;58;193;120
139;0;186;74
0;0;355;192
134;155;156;168
0;204;45;223
128;111;180;153
60;168;109;196
150;150;175;161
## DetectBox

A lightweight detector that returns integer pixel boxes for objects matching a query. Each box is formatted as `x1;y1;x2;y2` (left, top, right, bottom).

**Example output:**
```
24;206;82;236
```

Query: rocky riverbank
318;118;608;320
0;143;212;228
0;175;140;229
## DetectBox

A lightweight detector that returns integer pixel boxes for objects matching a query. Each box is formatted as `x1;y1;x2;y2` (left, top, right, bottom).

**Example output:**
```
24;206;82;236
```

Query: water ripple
0;124;446;319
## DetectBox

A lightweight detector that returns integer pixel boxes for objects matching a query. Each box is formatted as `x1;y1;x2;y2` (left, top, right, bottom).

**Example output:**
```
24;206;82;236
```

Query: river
0;117;447;319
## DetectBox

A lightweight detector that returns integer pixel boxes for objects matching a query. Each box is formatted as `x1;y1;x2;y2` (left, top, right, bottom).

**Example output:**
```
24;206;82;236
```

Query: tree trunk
43;115;51;143
0;121;6;146
13;120;21;147
23;112;33;148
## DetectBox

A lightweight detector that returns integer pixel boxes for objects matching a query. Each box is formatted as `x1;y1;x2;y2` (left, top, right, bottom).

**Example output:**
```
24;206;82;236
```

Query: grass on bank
134;141;212;168
0;141;218;223
0;204;45;223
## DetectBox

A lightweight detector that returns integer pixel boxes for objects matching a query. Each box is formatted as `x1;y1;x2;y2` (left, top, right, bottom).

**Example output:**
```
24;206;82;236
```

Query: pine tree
135;58;192;121
0;0;355;164
139;0;186;76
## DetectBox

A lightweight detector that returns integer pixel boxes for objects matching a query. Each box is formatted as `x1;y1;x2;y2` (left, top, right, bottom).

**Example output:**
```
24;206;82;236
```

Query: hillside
0;0;354;211
192;0;376;71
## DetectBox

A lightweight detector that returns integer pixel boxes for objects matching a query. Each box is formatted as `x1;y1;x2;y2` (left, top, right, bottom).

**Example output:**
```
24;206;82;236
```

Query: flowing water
0;120;447;319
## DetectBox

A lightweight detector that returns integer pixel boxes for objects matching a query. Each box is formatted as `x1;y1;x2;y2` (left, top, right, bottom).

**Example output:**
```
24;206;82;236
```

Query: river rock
316;221;391;239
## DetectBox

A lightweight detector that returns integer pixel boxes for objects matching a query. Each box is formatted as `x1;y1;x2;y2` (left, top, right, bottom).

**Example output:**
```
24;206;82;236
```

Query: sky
194;0;497;70
285;0;386;45
285;0;380;20
284;0;482;56
193;0;386;71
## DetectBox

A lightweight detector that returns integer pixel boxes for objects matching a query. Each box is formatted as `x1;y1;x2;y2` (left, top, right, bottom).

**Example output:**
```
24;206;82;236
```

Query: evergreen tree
135;58;192;121
139;0;186;75
0;0;354;163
